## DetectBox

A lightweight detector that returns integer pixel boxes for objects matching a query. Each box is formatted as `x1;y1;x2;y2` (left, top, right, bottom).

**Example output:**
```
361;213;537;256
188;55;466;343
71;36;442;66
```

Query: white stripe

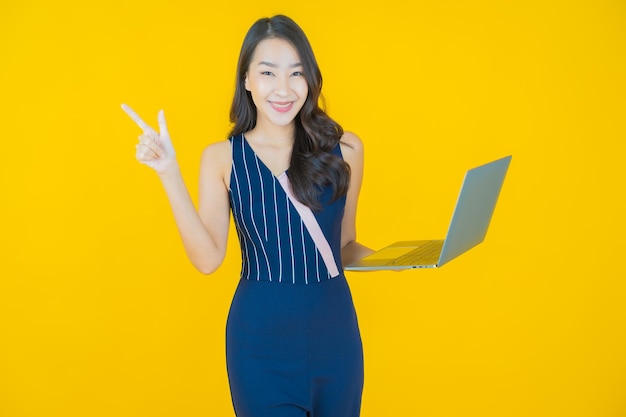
315;249;320;283
229;178;247;277
301;219;307;284
254;155;268;241
273;179;282;283
286;198;295;284
232;161;255;280
242;139;272;280
235;136;259;281
231;166;248;279
230;139;250;279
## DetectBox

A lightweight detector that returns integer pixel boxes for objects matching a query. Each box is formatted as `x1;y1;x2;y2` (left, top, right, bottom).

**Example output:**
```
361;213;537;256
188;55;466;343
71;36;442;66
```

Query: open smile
270;101;295;113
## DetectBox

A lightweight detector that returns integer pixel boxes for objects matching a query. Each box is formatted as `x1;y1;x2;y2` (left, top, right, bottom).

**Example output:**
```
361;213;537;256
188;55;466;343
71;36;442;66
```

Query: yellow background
1;1;625;416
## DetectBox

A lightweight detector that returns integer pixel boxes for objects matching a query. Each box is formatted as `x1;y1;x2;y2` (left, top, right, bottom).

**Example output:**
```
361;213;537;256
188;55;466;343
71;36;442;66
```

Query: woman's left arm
340;132;376;266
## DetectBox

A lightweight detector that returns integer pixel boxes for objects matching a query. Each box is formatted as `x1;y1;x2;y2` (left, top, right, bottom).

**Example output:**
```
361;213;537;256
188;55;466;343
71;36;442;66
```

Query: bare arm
122;104;230;274
339;132;375;267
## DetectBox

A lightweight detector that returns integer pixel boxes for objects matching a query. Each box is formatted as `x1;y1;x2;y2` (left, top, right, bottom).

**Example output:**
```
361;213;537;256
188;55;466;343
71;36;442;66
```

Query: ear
244;73;250;91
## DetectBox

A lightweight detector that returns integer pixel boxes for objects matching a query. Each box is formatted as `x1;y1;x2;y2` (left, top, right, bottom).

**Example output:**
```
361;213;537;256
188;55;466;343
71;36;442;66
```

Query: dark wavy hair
229;15;350;211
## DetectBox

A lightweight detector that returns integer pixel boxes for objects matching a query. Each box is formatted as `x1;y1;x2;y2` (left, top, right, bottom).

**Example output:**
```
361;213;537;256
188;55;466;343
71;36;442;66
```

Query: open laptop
345;155;512;270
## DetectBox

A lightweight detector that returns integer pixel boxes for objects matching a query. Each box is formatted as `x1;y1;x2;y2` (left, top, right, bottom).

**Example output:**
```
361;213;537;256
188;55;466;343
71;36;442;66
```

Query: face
245;37;308;131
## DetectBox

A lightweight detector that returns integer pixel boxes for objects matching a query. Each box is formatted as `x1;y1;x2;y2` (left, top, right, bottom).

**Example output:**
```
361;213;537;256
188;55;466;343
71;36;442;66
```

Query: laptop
344;155;512;270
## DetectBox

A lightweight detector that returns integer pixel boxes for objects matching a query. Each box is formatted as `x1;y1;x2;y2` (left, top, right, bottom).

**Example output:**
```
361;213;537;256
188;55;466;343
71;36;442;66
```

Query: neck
249;120;296;146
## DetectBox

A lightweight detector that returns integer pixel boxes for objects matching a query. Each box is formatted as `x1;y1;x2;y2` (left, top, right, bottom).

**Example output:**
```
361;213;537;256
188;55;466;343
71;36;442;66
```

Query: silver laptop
345;155;512;270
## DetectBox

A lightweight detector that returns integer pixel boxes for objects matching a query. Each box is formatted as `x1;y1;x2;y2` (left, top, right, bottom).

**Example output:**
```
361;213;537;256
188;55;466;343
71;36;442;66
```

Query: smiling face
244;37;309;133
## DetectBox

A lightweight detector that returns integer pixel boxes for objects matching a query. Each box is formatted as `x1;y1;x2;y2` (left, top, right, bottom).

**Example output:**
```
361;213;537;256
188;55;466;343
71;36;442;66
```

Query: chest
250;145;291;177
242;134;292;177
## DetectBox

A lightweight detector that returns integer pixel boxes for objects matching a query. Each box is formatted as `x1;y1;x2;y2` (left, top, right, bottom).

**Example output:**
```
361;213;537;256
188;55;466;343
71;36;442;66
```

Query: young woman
123;15;374;417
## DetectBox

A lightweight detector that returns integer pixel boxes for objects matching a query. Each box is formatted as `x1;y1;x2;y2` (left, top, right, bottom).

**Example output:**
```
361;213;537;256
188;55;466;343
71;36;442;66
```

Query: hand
121;104;177;175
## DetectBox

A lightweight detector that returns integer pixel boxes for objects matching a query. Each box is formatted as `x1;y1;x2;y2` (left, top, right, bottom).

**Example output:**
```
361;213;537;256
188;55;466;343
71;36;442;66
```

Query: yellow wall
1;1;625;416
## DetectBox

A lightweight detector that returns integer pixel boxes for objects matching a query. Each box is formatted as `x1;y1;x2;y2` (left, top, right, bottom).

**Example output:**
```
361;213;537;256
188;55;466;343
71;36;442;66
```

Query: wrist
157;160;182;181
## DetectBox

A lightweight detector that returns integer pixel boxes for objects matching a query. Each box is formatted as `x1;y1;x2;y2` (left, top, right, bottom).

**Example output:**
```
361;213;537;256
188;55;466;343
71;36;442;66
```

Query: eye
261;71;274;76
291;71;303;77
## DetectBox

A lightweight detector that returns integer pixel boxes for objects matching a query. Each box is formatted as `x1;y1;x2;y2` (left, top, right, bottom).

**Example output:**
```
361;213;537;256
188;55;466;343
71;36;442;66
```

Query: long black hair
229;15;350;211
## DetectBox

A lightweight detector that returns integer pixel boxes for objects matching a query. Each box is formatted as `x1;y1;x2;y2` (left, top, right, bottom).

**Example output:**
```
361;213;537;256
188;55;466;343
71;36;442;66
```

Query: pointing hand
121;104;177;175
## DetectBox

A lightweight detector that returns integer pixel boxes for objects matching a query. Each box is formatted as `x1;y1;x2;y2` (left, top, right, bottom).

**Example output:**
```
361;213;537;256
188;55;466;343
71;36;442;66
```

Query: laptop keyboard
385;240;444;266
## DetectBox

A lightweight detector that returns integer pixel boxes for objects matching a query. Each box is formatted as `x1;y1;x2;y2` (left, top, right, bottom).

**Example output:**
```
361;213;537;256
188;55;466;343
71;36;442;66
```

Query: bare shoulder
339;131;364;167
201;140;231;166
340;131;363;151
200;140;232;184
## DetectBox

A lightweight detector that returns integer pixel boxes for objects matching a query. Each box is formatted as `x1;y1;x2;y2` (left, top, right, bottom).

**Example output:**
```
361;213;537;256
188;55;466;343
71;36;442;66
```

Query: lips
270;101;295;113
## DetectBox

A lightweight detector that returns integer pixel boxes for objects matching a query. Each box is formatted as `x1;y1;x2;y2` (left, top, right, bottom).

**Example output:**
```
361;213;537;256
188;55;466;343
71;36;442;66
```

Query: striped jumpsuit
225;133;364;417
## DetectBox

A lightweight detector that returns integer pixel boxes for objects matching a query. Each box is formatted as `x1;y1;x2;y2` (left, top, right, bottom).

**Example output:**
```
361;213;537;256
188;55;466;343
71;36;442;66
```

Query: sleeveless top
228;133;346;284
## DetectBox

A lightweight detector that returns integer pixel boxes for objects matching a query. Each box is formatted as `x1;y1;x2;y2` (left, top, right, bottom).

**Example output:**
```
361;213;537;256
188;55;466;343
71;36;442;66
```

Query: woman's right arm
122;104;231;274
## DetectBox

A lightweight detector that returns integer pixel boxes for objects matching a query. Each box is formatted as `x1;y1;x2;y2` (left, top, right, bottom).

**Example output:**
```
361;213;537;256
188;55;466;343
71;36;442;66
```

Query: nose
274;75;289;97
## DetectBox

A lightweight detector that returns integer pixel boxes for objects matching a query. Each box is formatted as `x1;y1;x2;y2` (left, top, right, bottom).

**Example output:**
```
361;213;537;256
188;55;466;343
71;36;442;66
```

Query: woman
123;15;373;417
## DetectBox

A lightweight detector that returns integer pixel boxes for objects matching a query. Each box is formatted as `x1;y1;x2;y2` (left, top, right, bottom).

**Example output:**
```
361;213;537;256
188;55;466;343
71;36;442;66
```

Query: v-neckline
242;134;289;179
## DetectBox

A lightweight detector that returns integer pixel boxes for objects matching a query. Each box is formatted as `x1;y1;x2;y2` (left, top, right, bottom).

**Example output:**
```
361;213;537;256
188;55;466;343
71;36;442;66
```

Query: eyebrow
257;61;303;68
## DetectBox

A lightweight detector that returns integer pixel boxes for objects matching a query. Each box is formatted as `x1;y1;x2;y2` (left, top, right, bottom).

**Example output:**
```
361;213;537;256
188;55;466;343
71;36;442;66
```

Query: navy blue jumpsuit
226;134;364;417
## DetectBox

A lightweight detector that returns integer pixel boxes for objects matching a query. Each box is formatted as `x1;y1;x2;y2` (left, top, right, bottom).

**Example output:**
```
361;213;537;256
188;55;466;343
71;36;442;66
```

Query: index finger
121;103;154;133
